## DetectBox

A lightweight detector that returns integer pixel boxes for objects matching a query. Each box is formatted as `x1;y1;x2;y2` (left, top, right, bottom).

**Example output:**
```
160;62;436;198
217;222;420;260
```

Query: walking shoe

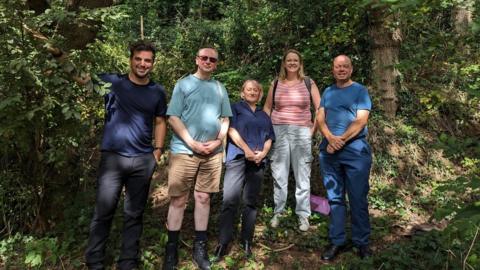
117;260;138;270
270;214;281;228
298;216;309;232
162;242;178;270
212;244;228;262
321;244;345;261
192;240;211;270
358;245;373;259
241;240;253;258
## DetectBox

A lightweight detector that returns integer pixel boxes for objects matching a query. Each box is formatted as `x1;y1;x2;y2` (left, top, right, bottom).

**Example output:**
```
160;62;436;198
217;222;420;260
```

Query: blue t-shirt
100;74;167;156
320;82;371;139
226;101;275;162
167;74;232;154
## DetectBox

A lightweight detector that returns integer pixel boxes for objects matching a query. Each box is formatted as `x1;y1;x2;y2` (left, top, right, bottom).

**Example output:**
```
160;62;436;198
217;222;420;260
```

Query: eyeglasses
197;55;218;63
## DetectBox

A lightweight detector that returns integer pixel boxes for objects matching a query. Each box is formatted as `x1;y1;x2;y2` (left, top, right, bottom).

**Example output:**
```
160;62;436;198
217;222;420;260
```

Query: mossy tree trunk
452;0;473;54
368;6;402;120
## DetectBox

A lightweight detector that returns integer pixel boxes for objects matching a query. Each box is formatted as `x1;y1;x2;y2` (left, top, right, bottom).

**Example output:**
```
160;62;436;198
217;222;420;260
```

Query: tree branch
22;23;91;85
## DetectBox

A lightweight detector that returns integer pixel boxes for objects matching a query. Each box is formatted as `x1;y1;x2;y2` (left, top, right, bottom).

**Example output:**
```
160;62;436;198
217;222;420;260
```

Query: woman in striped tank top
263;49;321;232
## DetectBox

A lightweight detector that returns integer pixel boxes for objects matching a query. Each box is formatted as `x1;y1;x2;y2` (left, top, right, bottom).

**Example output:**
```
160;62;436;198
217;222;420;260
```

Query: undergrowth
1;115;479;269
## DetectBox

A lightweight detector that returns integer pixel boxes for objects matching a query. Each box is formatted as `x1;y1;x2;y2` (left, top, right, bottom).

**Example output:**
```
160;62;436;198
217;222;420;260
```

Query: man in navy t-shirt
85;41;167;270
317;55;373;261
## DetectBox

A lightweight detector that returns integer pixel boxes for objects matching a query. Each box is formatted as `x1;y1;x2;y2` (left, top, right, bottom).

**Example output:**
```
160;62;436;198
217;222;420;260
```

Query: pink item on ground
310;194;330;216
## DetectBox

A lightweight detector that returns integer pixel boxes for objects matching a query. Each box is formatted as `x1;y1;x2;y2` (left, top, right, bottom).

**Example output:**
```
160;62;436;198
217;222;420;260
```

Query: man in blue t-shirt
163;47;232;270
85;41;167;270
317;55;373;261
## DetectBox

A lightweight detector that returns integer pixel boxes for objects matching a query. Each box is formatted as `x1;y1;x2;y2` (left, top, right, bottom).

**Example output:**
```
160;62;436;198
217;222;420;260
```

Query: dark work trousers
218;157;265;245
319;138;372;247
85;151;156;270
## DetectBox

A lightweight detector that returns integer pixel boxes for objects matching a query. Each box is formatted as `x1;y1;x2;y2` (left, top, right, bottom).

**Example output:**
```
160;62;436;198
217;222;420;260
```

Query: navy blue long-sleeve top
225;100;275;162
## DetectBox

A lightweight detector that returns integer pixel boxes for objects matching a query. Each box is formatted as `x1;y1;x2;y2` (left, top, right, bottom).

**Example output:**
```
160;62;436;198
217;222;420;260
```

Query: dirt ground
147;167;446;270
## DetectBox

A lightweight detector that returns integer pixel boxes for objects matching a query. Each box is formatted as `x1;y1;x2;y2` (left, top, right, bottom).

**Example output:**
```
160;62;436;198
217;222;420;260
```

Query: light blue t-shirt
320;82;371;138
167;74;232;154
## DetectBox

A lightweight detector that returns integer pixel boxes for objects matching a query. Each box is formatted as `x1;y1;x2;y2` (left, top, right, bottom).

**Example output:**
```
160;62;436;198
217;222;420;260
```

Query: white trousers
270;125;312;218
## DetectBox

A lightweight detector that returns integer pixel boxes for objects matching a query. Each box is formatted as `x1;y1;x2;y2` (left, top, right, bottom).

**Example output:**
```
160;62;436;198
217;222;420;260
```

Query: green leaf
25;252;42;267
225;256;236;268
0;94;21;110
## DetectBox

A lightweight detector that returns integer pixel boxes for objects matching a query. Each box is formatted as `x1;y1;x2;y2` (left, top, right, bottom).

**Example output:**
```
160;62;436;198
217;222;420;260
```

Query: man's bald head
332;55;353;84
333;55;352;67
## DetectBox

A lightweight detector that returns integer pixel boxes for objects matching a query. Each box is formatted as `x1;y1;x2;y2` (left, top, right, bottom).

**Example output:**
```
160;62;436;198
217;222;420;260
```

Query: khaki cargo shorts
167;152;223;196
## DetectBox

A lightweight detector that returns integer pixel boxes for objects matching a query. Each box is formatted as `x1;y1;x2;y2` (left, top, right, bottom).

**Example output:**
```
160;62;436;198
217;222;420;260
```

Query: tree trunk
452;0;473;54
368;7;402;119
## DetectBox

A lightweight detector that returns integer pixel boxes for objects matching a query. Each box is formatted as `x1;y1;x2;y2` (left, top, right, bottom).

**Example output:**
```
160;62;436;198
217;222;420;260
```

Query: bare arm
263;81;275;115
317;108;345;153
254;139;273;165
228;127;255;161
310;80;321;135
203;117;230;154
153;116;167;161
340;110;370;142
217;117;230;141
316;107;345;151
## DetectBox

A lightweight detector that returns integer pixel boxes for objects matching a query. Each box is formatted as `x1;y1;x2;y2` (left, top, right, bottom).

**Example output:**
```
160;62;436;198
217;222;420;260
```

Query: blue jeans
217;158;265;244
270;125;312;218
319;138;372;246
85;152;156;270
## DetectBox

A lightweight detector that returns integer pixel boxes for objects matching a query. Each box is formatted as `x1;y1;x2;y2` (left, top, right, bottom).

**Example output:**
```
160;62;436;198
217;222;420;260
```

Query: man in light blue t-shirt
163;47;232;270
317;55;373;261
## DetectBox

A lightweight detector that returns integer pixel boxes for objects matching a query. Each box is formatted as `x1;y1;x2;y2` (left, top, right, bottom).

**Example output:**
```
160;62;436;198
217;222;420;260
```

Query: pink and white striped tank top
271;80;312;127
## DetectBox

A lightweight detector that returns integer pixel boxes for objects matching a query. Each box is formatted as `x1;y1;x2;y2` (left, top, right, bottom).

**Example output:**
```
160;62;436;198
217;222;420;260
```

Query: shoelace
196;242;208;259
165;246;177;262
166;253;176;262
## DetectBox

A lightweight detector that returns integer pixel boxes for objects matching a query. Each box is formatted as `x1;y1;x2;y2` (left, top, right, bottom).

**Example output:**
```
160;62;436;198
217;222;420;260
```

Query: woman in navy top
214;80;275;260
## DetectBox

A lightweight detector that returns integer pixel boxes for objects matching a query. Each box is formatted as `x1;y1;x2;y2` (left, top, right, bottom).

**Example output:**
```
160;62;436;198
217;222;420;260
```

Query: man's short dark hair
129;40;157;61
197;46;218;57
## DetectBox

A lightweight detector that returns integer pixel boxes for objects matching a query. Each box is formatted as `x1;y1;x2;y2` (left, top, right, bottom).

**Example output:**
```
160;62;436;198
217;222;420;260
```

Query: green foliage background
0;0;479;269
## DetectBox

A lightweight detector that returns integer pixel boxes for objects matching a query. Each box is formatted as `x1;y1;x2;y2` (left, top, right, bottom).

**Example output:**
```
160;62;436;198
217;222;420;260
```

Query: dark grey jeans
85;151;156;270
218;157;265;245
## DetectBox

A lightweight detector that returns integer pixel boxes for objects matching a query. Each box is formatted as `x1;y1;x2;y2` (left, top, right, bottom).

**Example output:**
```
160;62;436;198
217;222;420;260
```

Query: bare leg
194;191;210;230
167;193;189;230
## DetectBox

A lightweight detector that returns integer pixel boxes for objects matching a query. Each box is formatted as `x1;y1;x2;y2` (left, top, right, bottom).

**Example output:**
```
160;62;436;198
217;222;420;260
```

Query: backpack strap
271;79;279;115
304;76;314;108
304;76;312;93
215;80;223;99
304;76;318;122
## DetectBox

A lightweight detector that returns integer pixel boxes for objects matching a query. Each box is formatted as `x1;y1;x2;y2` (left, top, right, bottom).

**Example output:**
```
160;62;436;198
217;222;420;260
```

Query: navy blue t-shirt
99;74;167;156
226;101;275;162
